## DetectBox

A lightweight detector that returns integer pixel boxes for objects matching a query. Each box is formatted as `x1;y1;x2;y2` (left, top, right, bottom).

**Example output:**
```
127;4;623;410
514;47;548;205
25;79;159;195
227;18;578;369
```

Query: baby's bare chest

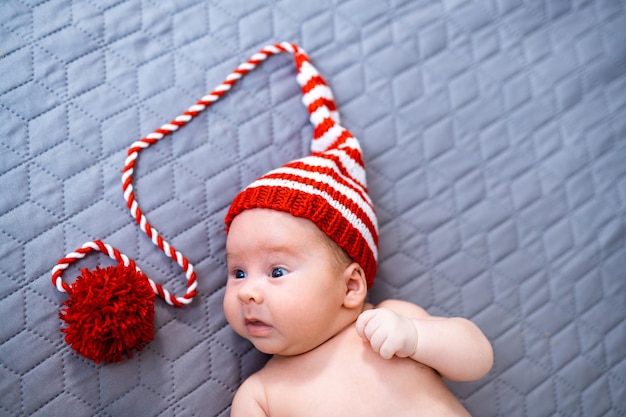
260;326;469;417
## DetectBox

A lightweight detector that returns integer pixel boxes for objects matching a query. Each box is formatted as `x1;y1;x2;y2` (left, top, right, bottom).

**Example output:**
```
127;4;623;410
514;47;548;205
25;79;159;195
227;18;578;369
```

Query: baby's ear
342;263;367;309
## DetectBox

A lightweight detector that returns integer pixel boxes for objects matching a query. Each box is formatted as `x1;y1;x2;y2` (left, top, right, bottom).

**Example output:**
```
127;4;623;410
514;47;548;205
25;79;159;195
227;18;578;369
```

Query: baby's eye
270;268;287;278
234;269;246;279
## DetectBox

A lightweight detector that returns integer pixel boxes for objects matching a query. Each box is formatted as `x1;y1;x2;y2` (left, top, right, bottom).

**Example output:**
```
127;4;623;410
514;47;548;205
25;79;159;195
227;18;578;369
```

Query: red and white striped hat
51;42;379;364
225;44;379;287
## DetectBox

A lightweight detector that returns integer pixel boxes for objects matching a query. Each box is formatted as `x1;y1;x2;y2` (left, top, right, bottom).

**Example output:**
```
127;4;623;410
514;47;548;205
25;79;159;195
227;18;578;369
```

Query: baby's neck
271;304;370;362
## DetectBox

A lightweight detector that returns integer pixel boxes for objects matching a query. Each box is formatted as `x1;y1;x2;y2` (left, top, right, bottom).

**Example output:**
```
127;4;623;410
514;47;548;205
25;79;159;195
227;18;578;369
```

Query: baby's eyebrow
266;244;301;257
225;251;240;263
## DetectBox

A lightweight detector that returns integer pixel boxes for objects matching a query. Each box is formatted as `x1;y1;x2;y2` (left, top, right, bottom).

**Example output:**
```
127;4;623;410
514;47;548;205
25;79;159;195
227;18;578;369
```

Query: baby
222;46;493;416
224;209;493;416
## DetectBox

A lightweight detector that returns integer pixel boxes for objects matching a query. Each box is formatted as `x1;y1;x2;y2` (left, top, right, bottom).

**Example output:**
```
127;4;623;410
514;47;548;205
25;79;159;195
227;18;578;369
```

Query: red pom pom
60;264;156;364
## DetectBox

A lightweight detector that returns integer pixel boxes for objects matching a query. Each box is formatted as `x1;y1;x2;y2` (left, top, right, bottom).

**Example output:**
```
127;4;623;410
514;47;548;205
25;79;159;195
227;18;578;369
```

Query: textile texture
1;1;625;416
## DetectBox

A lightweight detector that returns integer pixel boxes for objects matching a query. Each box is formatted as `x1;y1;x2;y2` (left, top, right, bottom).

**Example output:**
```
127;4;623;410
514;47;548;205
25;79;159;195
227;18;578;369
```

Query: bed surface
1;0;625;416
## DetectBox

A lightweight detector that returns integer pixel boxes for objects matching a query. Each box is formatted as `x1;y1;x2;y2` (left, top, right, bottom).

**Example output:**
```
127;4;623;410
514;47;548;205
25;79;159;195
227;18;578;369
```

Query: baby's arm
230;374;269;417
355;299;493;382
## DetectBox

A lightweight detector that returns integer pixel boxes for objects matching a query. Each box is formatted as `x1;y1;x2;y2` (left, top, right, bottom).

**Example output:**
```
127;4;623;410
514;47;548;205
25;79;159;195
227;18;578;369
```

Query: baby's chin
251;339;325;357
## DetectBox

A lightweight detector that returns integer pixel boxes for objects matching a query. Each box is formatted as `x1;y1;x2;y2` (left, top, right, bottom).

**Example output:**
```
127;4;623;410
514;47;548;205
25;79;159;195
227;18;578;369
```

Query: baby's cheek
222;291;240;327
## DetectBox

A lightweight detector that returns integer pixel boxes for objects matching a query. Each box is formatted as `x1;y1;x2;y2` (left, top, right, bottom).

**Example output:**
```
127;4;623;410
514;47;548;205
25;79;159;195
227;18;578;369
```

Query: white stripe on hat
297;60;341;125
310;129;368;190
301;84;340;124
311;121;344;152
264;166;378;234
296;59;320;88
303;102;340;127
301;83;333;107
325;148;367;188
247;178;378;260
309;107;333;129
291;155;374;207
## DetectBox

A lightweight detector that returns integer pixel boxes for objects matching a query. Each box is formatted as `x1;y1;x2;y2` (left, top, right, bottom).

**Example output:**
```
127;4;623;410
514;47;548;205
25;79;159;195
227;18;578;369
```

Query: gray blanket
1;0;625;416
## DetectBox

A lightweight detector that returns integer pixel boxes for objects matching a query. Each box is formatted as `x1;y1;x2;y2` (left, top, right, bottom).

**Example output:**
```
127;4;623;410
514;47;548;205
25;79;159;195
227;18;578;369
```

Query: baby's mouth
245;318;273;335
245;318;268;326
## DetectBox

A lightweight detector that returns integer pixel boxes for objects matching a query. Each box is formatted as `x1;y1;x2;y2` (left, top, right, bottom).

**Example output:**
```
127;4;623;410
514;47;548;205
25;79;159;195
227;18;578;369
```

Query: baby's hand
355;308;418;359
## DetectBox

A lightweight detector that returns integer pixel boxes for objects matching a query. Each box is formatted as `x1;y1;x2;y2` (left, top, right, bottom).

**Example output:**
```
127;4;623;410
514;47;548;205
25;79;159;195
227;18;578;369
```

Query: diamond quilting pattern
0;0;625;416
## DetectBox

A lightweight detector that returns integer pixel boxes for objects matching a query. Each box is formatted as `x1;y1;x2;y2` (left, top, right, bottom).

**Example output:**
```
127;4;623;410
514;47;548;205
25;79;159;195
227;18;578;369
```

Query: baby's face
224;209;350;356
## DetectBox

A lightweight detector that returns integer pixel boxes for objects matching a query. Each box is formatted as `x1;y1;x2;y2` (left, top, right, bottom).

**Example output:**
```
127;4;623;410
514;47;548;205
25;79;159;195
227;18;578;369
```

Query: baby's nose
237;277;264;304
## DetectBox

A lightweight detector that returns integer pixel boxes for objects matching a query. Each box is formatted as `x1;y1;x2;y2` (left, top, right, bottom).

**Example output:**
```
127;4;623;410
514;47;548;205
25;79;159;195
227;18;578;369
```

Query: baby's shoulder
231;372;268;416
373;299;431;319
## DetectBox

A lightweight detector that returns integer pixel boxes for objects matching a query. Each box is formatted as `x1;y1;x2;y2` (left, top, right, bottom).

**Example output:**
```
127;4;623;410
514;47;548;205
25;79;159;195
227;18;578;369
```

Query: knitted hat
225;45;379;287
50;42;377;364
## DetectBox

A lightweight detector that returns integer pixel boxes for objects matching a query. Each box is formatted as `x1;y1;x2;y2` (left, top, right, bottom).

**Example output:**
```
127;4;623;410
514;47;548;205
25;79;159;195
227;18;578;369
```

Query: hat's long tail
51;42;338;306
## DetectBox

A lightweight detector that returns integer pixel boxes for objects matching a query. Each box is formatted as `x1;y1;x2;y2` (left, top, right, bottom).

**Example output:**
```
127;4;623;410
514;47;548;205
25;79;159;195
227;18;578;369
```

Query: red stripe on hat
308;97;337;115
323;135;366;167
258;171;378;248
312;117;337;142
313;134;366;177
293;51;309;71
302;78;336;113
302;74;332;95
301;72;325;90
285;160;374;212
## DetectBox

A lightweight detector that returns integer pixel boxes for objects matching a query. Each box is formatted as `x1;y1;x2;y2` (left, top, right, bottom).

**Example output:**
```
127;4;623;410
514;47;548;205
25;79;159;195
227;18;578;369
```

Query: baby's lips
245;317;270;327
244;318;274;336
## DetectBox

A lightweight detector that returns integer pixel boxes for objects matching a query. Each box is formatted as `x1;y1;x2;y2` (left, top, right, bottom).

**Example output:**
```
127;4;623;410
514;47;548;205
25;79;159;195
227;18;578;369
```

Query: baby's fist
355;308;418;359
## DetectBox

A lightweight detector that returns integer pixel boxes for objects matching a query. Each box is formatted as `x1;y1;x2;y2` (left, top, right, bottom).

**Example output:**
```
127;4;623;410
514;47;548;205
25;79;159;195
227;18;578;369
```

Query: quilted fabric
1;0;625;416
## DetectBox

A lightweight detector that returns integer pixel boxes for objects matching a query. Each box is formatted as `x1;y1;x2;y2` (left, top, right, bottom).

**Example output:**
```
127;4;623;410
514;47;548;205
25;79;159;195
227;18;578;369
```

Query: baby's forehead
227;209;327;243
